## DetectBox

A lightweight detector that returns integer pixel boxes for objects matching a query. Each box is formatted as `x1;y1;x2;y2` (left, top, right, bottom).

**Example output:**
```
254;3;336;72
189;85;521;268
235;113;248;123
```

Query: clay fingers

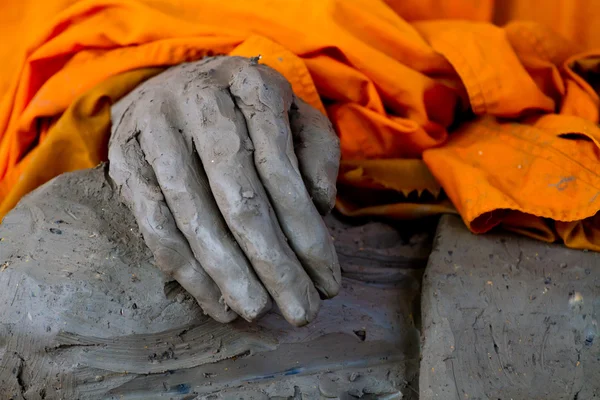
108;104;236;323
136;94;271;322
289;96;340;215
189;87;321;326
229;64;341;299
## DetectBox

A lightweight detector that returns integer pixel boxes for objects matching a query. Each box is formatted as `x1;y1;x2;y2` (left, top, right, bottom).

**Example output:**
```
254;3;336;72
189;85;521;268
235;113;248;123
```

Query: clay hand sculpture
108;56;341;326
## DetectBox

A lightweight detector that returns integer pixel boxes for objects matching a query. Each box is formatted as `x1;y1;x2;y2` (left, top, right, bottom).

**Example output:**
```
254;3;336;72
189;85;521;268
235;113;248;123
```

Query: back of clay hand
108;56;341;326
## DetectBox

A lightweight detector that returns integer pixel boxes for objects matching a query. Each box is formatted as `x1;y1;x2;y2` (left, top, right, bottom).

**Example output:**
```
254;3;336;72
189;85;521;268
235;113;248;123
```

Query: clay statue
0;58;426;398
108;56;341;326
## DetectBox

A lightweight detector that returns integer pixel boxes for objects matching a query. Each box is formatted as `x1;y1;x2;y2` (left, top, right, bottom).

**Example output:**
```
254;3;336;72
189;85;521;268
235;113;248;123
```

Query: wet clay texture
421;215;600;399
108;56;341;326
0;167;426;399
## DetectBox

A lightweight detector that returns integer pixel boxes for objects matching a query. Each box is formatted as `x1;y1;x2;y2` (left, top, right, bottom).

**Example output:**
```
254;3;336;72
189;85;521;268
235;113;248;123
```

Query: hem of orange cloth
335;198;458;220
465;204;599;235
457;169;600;227
423;119;600;228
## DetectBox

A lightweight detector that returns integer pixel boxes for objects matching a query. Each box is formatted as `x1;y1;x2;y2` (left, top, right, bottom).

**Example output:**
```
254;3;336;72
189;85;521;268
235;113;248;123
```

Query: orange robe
1;0;600;250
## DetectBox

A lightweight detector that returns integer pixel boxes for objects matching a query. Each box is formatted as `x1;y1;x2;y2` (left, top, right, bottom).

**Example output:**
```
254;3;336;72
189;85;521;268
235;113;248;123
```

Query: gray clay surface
0;166;427;399
6;155;594;399
420;215;600;399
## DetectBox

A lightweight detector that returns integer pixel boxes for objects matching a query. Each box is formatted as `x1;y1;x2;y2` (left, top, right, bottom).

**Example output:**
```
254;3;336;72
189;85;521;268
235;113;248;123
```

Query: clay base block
420;215;600;400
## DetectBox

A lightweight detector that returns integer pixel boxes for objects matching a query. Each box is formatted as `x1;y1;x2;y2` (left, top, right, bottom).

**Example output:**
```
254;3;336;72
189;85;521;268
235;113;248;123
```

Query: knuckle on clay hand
193;93;250;162
196;87;239;127
230;64;293;113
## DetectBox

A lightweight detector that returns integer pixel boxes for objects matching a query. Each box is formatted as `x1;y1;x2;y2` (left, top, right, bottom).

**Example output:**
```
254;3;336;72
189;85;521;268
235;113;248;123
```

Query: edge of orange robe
0;68;165;218
410;19;600;250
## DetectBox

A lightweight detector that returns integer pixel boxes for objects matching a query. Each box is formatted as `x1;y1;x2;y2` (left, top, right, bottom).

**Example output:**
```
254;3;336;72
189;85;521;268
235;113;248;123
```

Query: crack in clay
540;319;552;372
448;358;461;400
337;250;426;270
489;324;516;386
116;348;254;384
14;352;27;395
471;309;485;328
45;342;105;354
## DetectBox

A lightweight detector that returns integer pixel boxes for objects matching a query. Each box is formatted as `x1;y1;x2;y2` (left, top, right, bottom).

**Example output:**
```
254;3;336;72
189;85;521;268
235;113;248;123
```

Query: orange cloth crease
1;0;600;250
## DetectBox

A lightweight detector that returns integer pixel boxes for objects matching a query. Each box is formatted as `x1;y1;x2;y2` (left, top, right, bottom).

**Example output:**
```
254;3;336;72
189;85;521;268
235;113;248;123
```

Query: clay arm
108;56;340;326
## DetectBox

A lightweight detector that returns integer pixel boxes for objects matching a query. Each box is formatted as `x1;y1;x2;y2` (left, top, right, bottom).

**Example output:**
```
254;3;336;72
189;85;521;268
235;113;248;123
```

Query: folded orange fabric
1;0;599;250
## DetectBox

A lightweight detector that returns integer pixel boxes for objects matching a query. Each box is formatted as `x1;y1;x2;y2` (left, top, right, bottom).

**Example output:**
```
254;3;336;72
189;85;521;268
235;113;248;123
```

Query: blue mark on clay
584;324;596;347
283;367;303;376
247;374;275;382
171;383;190;394
246;367;305;382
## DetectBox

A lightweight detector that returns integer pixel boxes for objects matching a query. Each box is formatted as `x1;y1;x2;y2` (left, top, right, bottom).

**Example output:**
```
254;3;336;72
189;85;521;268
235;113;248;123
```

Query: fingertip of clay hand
313;186;337;215
202;303;238;324
305;243;342;300
283;286;321;327
196;298;238;324
316;278;341;300
238;295;273;323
